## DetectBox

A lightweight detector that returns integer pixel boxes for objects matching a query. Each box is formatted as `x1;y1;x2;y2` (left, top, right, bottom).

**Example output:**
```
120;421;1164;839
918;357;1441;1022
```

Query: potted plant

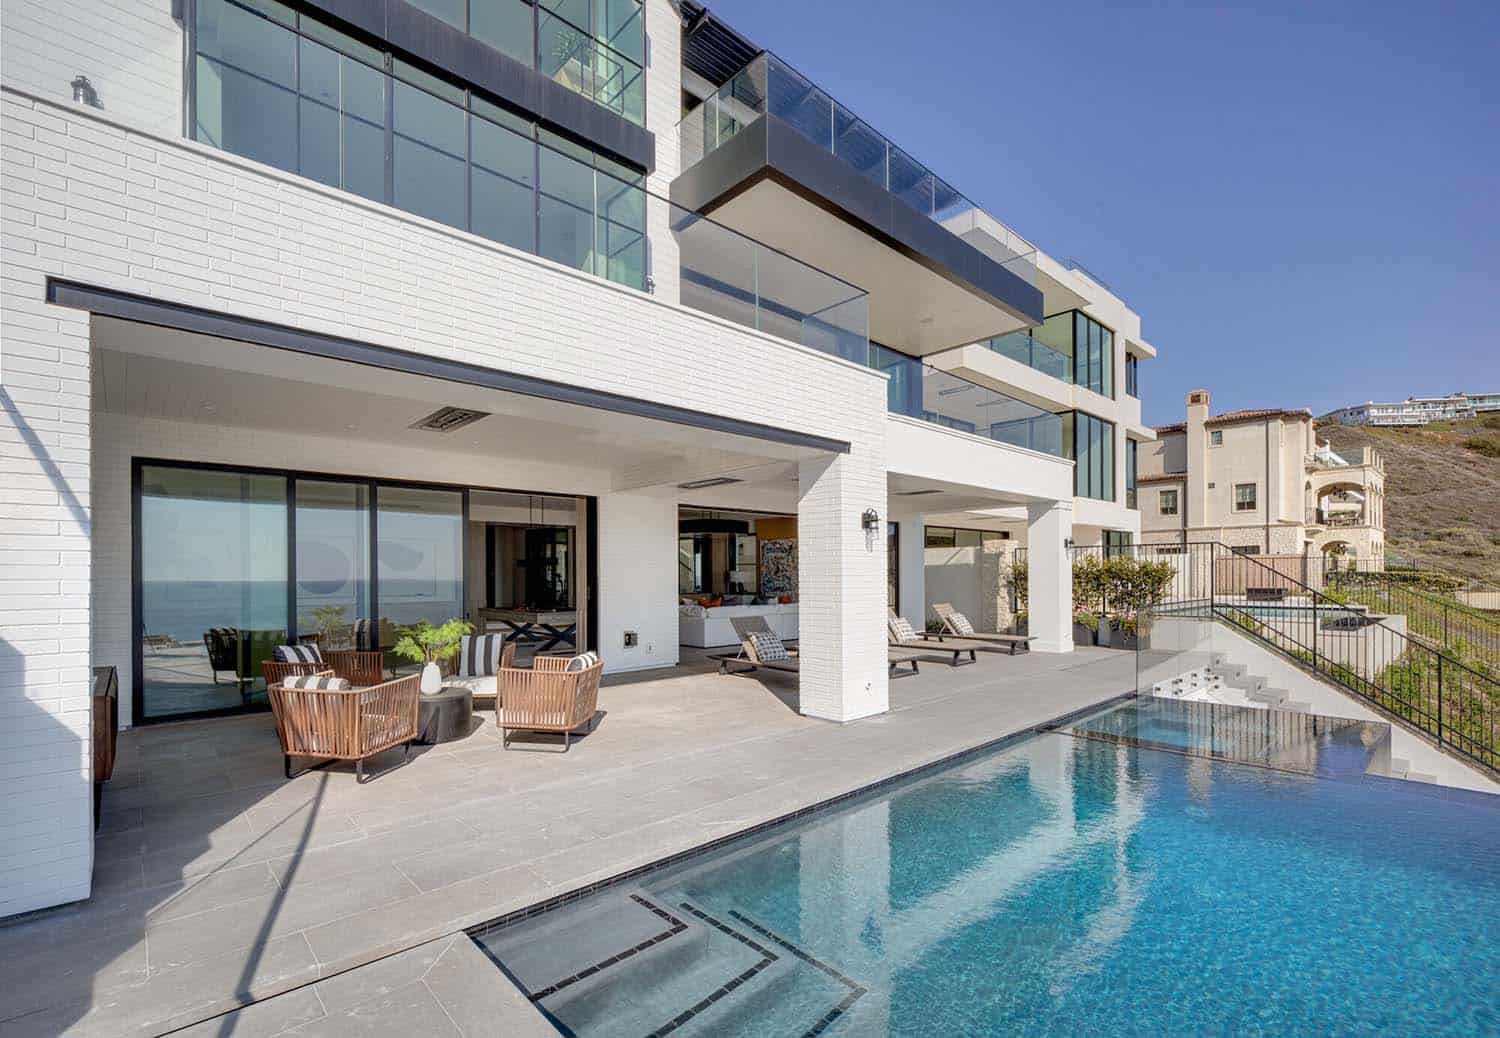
1012;610;1028;636
391;619;472;695
302;604;350;650
1072;612;1098;646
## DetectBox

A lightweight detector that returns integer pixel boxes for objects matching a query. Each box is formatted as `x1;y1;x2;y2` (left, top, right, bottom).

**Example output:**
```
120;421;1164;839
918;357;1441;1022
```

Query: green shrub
390;618;472;665
1462;436;1500;458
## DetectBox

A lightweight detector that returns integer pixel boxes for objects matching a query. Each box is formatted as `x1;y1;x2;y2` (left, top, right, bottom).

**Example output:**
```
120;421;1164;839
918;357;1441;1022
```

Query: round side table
416;686;474;745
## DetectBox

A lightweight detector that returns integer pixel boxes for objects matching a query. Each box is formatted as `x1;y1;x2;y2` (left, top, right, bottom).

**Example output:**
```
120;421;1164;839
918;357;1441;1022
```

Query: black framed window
1125;438;1137;509
1072;311;1114;397
188;0;647;289
1234;483;1258;512
1159;489;1179;516
1068;412;1115;501
1125;354;1138;398
1103;530;1133;558
924;526;1007;549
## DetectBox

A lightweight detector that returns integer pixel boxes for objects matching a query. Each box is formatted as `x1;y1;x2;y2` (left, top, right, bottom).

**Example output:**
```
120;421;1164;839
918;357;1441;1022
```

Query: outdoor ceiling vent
894;489;943;496
677;476;744;490
411;406;491;433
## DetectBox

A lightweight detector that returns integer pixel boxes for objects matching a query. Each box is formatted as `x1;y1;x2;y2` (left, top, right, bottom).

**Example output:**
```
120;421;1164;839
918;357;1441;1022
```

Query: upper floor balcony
672;52;1044;355
1306;444;1384;473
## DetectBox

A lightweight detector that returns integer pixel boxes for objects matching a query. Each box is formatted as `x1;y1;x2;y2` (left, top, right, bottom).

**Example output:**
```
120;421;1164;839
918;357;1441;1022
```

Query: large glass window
294;481;370;652
189;0;647;289
376;486;465;672
1125;438;1138;509
138;465;288;720
1070;412;1116;501
1125;354;1139;398
393;77;468;229
1073;312;1114;397
472;0;536;66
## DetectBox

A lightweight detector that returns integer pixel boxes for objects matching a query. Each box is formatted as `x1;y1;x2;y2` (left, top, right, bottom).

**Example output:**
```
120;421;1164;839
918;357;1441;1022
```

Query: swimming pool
474;700;1500;1036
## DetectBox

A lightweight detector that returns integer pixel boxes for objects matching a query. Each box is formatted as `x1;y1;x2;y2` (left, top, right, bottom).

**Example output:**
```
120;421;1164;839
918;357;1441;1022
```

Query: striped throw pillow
748;631;789;662
890;617;918;642
564;651;600;672
274;643;323;664
457;634;504;677
949;612;975;635
282;675;348;690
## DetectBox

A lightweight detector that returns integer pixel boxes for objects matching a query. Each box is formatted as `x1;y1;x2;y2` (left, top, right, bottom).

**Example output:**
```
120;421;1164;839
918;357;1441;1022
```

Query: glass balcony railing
680;52;1037;286
668;195;869;365
870;346;1064;455
985;330;1071;381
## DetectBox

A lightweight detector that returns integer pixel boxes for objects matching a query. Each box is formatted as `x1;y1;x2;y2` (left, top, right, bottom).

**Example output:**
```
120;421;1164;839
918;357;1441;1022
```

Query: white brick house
0;0;1155;917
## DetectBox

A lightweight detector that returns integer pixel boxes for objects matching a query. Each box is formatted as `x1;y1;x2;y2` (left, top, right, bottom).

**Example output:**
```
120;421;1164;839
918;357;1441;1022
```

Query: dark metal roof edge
48;279;851;455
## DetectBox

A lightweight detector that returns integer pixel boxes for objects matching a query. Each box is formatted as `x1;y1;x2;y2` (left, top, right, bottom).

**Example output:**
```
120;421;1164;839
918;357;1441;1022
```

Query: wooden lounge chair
887;614;993;666
496;653;602;752
325;649;387;687
267;671;420;782
930;603;1035;654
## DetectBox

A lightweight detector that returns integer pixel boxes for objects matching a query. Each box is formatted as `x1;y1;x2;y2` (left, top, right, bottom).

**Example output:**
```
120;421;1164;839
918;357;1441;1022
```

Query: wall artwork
760;539;798;600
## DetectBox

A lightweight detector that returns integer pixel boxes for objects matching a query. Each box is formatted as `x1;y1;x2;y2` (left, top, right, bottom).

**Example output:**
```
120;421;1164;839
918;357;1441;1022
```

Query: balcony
986;330;1071;383
673;53;1043;354
872;346;1065;456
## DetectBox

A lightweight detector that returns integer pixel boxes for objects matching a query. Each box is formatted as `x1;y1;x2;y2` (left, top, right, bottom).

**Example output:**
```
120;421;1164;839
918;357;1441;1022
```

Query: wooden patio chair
930;603;1035;654
262;659;328;689
324;649;386;687
496;653;603;752
267;672;421;781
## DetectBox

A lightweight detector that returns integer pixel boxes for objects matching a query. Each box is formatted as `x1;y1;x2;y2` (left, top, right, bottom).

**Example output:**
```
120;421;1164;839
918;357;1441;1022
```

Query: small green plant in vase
391;619;472;694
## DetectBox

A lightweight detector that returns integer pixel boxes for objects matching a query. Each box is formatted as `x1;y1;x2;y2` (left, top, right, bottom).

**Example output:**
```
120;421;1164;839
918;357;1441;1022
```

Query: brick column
798;452;888;721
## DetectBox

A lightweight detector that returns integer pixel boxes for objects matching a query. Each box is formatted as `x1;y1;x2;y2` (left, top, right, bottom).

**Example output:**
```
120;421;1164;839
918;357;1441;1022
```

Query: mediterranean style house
1138;390;1384;561
0;0;1154;916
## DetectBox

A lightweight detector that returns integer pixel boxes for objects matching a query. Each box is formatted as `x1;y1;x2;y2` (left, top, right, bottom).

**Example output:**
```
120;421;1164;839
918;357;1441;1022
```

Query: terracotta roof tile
1152;407;1313;435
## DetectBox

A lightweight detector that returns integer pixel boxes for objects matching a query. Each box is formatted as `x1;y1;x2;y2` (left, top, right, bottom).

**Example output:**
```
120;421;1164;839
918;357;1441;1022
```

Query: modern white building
0;0;1153;917
1332;392;1500;426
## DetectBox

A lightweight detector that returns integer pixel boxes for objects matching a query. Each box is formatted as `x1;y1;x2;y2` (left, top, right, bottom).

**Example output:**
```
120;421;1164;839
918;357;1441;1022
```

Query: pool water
474;707;1500;1037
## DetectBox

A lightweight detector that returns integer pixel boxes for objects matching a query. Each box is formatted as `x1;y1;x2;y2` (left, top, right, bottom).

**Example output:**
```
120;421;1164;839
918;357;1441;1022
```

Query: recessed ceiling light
677;476;744;490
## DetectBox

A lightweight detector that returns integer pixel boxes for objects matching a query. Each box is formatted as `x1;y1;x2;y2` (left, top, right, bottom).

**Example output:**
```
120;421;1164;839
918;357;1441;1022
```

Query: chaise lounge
712;616;921;675
887;614;998;666
930;603;1035;654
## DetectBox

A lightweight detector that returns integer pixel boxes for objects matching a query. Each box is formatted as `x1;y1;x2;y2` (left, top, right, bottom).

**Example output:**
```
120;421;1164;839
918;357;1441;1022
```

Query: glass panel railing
872;347;1063;455
679;52;1037;287
668;195;869;365
985;331;1071;382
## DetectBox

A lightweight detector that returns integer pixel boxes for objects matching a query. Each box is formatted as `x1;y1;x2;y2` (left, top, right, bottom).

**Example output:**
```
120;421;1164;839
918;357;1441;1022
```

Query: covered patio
0;647;1137;1036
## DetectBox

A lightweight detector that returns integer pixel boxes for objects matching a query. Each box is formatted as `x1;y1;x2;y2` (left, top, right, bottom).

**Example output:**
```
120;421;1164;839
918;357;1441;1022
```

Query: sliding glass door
376;486;465;673
134;462;593;722
138;465;288;720
294;481;371;651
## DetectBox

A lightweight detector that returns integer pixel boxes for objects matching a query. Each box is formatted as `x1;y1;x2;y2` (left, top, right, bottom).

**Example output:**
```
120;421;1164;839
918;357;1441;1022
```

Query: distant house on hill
1139;390;1386;563
1332;392;1500;427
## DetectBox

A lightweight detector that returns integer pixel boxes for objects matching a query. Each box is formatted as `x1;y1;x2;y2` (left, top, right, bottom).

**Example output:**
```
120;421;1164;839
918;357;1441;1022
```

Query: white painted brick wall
0;87;894;915
0;0;183;139
596;491;680;673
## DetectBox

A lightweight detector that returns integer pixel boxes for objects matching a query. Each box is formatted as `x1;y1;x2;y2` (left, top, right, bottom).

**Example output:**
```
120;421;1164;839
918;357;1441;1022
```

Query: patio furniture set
261;638;604;780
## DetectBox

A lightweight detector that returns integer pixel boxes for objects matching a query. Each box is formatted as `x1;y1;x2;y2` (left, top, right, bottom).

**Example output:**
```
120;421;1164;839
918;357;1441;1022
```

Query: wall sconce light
71;75;100;108
861;508;880;531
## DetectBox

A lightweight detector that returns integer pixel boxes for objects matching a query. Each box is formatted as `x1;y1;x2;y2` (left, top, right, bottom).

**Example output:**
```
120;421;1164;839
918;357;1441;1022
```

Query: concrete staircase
1152;656;1311;713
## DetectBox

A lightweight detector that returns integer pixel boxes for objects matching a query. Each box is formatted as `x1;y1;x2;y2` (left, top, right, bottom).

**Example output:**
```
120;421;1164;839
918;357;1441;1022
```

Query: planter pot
1012;619;1029;636
420;661;443;695
1108;622;1139;651
1072;622;1096;646
1096;621;1112;648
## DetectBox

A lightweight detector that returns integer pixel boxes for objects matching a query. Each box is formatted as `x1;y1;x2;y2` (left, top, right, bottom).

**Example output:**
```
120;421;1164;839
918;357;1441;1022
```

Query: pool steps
1151;660;1310;714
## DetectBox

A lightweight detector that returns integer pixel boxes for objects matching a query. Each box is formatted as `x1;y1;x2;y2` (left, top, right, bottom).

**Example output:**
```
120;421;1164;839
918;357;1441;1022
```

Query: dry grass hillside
1317;414;1500;584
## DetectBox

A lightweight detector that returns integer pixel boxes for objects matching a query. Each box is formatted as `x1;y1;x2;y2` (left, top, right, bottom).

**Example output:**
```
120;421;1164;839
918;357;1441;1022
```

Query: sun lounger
712;616;921;675
930;603;1035;654
887;615;990;666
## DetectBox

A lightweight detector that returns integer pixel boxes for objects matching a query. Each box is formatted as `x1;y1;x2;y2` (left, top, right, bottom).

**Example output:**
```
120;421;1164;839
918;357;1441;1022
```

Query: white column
0;271;94;917
798;453;888;721
1027;499;1074;654
596;491;678;674
896;514;926;626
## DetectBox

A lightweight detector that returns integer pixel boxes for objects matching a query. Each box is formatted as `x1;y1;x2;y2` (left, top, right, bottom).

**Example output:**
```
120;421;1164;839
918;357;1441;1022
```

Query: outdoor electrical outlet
624;631;638;647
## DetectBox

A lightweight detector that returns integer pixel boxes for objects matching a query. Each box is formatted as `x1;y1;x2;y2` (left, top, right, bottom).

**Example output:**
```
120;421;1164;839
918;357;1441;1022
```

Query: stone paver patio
0;647;1137;1037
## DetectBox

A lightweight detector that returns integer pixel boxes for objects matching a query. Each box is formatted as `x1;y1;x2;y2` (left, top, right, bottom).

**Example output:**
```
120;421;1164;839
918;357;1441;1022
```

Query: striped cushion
949;612;975;635
564;651;600;672
457;634;504;677
282;675;349;690
890;616;918;642
748;631;789;662
274;643;323;664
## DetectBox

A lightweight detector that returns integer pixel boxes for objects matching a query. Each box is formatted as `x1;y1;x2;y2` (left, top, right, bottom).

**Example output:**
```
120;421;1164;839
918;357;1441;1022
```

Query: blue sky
701;0;1500;425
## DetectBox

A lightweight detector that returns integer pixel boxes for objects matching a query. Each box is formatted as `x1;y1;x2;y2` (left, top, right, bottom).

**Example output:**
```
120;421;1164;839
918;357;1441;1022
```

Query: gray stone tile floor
0;646;1137;1037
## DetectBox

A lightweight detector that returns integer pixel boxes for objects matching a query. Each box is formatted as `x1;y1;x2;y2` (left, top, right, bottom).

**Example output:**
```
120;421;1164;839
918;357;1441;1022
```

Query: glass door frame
131;457;597;725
